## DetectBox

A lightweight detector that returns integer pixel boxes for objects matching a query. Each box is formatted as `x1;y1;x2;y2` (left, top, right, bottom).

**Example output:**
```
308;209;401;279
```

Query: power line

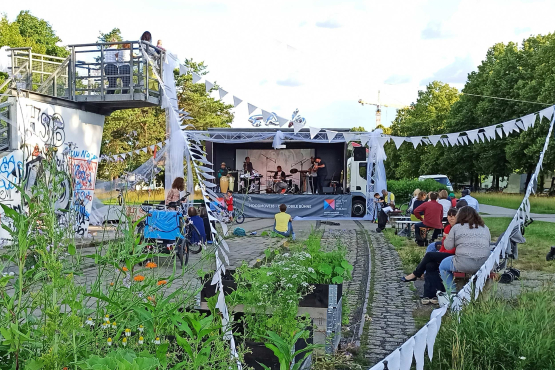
461;92;552;106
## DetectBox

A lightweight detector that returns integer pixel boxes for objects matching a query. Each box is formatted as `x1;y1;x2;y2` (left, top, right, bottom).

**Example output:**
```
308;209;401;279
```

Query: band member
274;166;287;193
314;157;327;194
243;156;254;174
308;156;317;194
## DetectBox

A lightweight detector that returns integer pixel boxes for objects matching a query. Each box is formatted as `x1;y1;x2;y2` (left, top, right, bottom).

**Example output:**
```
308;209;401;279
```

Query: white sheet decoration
247;103;258;115
309;126;320;139
233;96;243;107
192;72;202;84
399;337;415;370
325;130;338;142
205;80;214;93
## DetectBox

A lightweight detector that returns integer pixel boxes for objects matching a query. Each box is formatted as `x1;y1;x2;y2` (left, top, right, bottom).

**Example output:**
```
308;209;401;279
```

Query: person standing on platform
243;157;253;174
314;157;327;194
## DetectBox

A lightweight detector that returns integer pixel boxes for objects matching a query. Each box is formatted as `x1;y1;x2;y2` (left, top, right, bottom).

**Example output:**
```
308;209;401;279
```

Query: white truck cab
418;174;454;192
346;156;372;217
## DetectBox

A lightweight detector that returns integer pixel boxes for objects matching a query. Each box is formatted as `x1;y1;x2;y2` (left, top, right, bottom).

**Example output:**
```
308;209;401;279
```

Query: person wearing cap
460;189;479;212
448;192;457;208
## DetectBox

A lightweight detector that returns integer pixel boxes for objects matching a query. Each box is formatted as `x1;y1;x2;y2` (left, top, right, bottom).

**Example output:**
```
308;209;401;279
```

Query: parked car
418;174;454;192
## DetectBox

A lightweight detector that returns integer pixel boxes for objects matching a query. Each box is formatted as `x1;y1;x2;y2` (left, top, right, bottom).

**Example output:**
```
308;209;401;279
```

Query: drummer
274;166;287;194
243;157;254;174
217;162;228;192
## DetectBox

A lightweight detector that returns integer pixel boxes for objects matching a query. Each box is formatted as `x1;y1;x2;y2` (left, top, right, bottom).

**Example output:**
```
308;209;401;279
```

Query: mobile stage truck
199;128;378;219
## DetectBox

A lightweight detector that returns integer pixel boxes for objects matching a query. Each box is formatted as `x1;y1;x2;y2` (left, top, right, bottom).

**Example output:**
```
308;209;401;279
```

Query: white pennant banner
360;135;370;146
261;109;272;122
293;120;304;133
343;132;358;142
392;136;406;149
247;103;258;115
540;105;554;121
428;135;441;146
218;88;228;100
411;136;422;148
325;130;338;142
399;337;415;370
192;72;202;84
447;133;459;146
277;116;289;127
521;113;537;129
205;80;214;93
465;129;479;143
233;96;242;107
309;126;320;139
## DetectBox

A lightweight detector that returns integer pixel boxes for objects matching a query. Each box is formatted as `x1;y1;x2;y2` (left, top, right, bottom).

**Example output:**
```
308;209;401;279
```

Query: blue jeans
274;221;295;240
439;255;456;291
426;242;439;253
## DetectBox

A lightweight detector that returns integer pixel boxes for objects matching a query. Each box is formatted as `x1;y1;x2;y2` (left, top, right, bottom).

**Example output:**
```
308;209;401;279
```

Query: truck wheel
352;200;366;217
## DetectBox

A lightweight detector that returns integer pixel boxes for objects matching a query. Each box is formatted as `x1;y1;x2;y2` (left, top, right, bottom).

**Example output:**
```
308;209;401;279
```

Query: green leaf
332;276;344;284
317;263;333;276
334;266;345;275
67;243;76;255
24;359;44;370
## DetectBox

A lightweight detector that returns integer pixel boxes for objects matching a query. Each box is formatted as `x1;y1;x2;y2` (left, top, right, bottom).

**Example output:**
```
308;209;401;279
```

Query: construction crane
358;90;407;130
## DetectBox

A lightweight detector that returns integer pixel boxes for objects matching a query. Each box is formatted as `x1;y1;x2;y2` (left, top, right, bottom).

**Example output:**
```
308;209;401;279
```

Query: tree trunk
494;175;500;190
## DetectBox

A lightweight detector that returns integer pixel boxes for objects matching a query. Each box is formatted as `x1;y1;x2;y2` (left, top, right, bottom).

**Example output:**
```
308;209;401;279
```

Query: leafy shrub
79;349;160;370
428;289;555;370
387;179;448;204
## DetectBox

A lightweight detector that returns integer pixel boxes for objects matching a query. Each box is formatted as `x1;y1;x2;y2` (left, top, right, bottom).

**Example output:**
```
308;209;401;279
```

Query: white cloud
315;18;342;29
421;55;475;85
421;21;453;39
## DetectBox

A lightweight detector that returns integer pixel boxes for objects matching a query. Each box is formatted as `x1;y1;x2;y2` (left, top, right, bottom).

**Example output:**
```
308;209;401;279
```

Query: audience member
274;204;296;240
410;191;427;221
166;177;185;205
449;192;457;207
425;208;458;253
408;188;421;213
413;192;444;245
225;191;234;216
437;190;451;221
440;206;491;291
187;207;207;243
381;189;395;206
460;189;479;212
456;199;468;209
199;207;213;244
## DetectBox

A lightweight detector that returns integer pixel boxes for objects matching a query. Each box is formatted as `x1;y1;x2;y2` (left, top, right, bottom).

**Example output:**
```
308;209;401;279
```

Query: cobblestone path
363;231;417;365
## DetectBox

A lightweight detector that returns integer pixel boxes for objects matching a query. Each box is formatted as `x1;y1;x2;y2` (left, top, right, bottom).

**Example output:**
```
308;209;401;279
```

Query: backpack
233;227;246;237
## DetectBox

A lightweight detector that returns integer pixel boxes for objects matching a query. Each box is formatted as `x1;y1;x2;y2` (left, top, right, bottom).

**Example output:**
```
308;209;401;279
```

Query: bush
387;179;448;204
428;289;555;370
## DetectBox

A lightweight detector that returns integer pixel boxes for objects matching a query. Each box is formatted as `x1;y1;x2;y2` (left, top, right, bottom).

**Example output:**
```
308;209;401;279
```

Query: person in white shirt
118;43;131;94
460;189;479;212
437;190;452;220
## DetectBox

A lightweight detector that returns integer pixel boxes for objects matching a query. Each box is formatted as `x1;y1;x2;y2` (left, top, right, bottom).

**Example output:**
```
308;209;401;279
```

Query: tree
385;81;459;179
98;28;123;44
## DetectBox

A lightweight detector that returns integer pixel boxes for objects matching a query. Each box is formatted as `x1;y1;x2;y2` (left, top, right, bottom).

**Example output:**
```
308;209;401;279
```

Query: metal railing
3;41;166;106
0;101;10;151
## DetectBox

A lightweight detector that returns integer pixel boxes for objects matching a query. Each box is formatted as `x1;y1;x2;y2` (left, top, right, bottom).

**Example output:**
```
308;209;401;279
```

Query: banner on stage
232;194;352;218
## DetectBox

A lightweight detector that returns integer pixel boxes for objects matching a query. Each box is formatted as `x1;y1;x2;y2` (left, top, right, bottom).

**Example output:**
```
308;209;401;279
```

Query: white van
418;174;454;192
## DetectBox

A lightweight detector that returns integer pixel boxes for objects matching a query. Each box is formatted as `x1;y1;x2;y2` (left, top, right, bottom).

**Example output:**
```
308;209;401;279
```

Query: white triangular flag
496;127;504;138
515;119;525;131
309;126;320;139
261;110;272;122
179;64;188;75
157;142;163;149
134;149;140;154
484;126;496;139
247;103;258;115
428;135;441;146
384;349;401;370
502;120;516;136
150;145;155;151
343;132;357;142
121;153;127;159
369;362;385;370
521;113;536;129
378;136;390;146
277;116;289;127
192;72;202;84
447;133;459;146
411;136;422;148
540;105;554;121
233;96;242;107
205;80;214;93
392;136;406;149
426;319;439;360
400;337;415;370
293;120;304;133
458;136;468;145
466;129;479;143
325;130;338;142
218;88;228;100
360;135;370;146
413;326;428;370
141;147;147;153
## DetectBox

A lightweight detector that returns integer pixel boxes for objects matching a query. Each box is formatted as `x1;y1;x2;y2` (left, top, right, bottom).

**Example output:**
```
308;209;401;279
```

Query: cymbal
290;168;298;174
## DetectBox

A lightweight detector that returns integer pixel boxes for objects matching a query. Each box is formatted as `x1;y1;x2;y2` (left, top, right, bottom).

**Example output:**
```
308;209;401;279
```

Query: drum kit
239;171;263;194
264;168;307;194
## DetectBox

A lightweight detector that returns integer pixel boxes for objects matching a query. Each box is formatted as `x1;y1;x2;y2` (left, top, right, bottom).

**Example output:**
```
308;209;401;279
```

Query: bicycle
211;204;245;224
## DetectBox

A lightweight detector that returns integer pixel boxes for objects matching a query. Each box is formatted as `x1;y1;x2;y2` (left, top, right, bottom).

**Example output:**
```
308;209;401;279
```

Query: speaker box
353;147;366;161
322;187;334;194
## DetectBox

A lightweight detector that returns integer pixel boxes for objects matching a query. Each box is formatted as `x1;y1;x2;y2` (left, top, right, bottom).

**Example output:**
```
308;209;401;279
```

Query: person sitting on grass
188;207;207;243
273;203;296;240
413;192;444;246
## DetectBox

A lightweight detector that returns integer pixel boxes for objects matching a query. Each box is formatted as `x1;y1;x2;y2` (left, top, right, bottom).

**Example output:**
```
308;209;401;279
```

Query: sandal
421;298;431;305
401;275;417;282
429;297;439;305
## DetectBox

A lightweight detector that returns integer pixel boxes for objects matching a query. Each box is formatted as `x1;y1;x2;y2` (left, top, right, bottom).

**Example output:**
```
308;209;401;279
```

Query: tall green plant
259;330;321;370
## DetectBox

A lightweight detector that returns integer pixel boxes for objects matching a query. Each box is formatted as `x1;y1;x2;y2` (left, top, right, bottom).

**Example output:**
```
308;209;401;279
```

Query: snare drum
220;176;229;193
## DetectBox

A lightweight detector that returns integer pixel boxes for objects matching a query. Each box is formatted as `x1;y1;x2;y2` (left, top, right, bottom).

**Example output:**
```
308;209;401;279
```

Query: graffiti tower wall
0;96;105;241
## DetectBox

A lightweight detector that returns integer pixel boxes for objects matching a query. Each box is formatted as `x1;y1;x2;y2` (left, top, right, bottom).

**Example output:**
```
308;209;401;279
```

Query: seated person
407;188;421;213
438;190;451;222
449;192;457;208
381;189;395;206
410;191;427;221
375;193;394;233
188;207;207;243
273;203;296;240
425;207;458;253
413;192;444;245
199;207;213;243
273;166;287;193
166;177;185;206
440;206;491;291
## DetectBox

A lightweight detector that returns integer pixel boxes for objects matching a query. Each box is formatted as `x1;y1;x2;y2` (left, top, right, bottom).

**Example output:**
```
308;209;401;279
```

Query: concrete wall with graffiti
0;96;105;241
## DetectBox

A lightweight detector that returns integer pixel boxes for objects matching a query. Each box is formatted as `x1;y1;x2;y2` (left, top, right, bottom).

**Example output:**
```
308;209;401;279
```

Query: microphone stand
260;153;276;192
291;158;310;193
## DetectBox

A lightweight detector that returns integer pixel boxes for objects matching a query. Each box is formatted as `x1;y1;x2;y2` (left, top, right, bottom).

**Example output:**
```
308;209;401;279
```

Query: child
225;191;234;216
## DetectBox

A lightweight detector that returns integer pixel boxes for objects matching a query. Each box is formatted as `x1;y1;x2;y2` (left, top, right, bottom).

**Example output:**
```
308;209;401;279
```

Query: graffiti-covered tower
0;41;165;239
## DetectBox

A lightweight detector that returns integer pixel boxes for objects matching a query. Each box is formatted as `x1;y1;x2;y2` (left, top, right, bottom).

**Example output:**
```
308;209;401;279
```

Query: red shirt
225;196;233;211
438;223;455;254
413;200;444;229
450;198;457;207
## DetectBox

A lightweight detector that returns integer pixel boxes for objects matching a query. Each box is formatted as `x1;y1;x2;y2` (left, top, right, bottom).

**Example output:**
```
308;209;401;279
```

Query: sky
3;0;555;130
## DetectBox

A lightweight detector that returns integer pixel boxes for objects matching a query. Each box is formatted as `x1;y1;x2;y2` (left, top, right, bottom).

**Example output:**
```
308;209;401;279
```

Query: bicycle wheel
187;224;203;254
176;237;189;267
235;212;245;224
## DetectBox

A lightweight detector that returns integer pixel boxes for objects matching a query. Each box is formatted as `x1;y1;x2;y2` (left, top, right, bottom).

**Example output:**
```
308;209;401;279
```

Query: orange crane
358;90;407;130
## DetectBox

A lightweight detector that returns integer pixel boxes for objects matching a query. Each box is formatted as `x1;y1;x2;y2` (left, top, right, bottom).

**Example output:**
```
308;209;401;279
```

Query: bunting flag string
367;110;555;370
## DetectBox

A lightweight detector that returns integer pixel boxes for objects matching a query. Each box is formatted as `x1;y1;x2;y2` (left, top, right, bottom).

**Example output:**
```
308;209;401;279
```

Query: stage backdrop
233;194;352;218
236;149;314;191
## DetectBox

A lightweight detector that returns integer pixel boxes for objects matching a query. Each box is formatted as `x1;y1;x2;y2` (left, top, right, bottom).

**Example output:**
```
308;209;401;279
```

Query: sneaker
421;298;431;305
292;232;296;241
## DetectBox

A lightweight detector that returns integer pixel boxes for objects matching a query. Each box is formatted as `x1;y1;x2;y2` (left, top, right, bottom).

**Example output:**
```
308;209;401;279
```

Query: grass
428;289;555;370
472;192;555;214
484;217;555;273
382;229;426;274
